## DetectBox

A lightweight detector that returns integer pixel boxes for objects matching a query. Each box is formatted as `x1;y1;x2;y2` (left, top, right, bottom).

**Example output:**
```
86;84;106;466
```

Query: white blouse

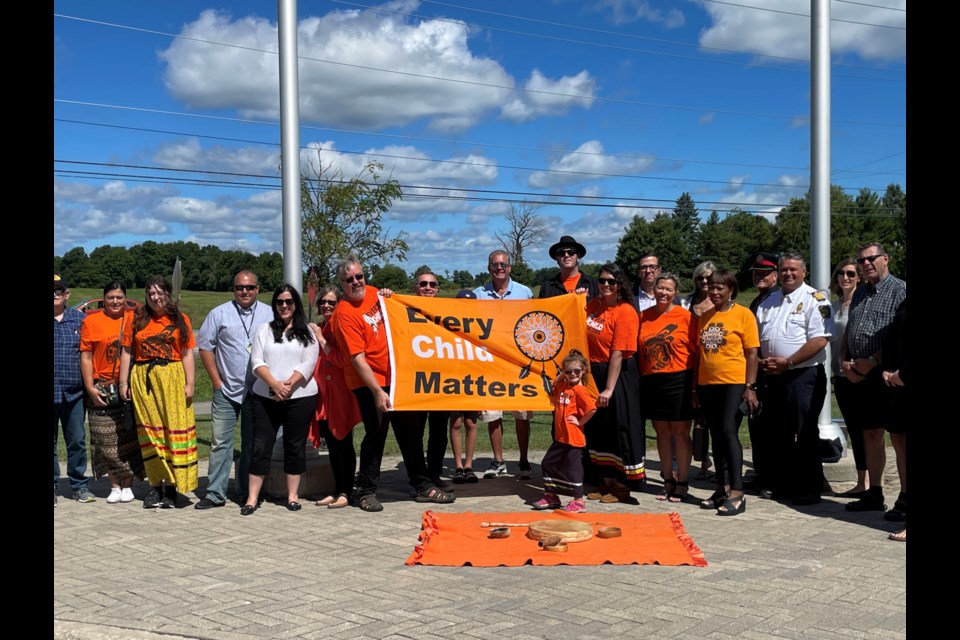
250;322;319;399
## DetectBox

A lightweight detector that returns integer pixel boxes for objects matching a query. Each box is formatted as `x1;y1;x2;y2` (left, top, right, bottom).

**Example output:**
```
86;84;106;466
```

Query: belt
133;358;173;394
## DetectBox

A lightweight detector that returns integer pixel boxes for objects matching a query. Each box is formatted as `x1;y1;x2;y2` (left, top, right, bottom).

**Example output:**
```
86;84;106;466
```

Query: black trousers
318;420;356;498
698;384;746;492
249;394;315;476
417;410;449;479
353;386;433;497
833;376;866;471
747;370;773;488
765;365;827;499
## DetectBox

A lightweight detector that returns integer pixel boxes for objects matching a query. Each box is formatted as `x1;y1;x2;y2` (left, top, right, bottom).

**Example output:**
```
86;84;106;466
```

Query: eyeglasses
856;254;885;265
275;298;296;307
318;299;337;307
417;281;439;289
341;273;365;283
234;284;258;292
489;262;510;270
597;277;618;286
838;270;858;278
639;264;660;271
564;369;583;375
556;248;578;257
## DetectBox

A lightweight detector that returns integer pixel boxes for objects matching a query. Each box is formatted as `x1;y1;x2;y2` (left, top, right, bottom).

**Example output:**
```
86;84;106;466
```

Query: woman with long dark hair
242;285;319;515
80;281;145;503
119;275;197;509
583;263;644;503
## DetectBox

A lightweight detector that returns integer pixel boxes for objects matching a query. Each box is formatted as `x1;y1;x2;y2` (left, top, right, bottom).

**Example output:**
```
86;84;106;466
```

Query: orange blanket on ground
405;510;708;567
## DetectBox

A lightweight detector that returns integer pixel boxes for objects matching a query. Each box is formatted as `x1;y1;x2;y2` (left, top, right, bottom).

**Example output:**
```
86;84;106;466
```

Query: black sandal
668;481;690;503
657;479;676;501
700;488;727;510
358;494;383;512
415;487;456;504
717;494;746;516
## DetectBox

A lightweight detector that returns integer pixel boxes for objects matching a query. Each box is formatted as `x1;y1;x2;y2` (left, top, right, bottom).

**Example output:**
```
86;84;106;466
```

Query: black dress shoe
286;501;302;511
194;498;224;510
240;504;257;516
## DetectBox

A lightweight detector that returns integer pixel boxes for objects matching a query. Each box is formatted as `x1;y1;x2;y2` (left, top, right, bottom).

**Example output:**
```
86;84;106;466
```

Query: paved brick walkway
54;446;905;639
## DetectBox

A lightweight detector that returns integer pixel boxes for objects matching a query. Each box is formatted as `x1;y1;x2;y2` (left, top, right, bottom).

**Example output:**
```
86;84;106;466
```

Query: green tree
59;247;91;288
614;213;684;286
882;184;906;279
672;192;701;273
451;269;476;289
87;245;136;287
301;158;407;285
368;263;409;291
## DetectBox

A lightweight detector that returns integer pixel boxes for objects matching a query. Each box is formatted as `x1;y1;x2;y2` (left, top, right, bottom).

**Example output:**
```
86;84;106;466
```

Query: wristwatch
787;359;796;370
746;382;758;390
868;355;878;367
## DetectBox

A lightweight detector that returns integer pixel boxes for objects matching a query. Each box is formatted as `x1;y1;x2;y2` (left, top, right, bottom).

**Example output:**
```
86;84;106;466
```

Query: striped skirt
87;401;146;482
541;442;584;498
130;361;198;493
585;357;646;488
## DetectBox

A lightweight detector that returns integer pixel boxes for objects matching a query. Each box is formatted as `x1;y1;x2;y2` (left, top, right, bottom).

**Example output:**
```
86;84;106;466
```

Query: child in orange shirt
532;350;598;513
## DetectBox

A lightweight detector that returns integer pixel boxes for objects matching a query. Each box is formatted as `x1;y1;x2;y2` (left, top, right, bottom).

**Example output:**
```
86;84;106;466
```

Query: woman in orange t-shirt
639;272;698;503
119;276;197;509
79;282;145;503
694;268;760;516
583;263;643;503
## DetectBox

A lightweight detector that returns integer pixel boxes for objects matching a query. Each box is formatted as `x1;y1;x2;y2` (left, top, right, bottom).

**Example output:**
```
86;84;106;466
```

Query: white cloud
593;0;686;28
698;0;906;63
527;140;656;188
160;2;564;132
711;173;808;219
699;112;715;125
154;138;281;175
500;70;597;123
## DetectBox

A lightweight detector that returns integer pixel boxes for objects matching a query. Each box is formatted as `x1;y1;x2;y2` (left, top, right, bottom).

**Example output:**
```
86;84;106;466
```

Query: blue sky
53;0;906;276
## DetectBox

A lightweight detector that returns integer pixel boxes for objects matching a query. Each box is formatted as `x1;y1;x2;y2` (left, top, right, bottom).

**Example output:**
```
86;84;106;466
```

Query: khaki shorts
479;410;533;423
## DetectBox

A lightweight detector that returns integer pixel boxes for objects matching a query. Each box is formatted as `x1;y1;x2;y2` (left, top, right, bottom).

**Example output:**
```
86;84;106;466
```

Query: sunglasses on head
556;248;578;257
597;277;618;286
234;284;258;292
838;270;858;278
276;298;296;307
342;273;365;283
418;281;438;288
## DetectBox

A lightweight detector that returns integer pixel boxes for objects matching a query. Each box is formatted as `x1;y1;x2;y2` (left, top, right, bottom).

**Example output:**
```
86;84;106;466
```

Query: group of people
53;239;906;535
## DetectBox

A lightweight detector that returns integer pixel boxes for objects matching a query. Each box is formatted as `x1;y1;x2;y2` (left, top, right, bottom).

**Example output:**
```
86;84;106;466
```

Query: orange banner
382;293;596;411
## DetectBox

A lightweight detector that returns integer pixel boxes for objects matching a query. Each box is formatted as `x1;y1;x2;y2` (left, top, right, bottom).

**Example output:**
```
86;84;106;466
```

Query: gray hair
691;261;717;282
335;254;363;279
779;252;807;270
655;272;681;290
488;249;511;265
857;242;887;256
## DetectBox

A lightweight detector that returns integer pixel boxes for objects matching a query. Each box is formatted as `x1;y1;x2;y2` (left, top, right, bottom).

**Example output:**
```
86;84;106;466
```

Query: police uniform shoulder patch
812;291;827;302
819;305;831;319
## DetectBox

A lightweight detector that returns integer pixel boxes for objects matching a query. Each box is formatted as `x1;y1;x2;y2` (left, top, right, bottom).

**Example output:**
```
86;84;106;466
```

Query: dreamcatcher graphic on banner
513;311;565;395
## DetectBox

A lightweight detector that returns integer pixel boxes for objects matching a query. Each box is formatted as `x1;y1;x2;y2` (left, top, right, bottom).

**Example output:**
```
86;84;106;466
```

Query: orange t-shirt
562;274;580;293
696;303;760;385
585;298;639;362
79;310;134;380
330;286;390;390
551;379;597;448
128;313;195;362
638;305;698;375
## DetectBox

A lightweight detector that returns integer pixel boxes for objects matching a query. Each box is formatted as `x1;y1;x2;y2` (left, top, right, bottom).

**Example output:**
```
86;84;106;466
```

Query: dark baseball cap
456;289;477;299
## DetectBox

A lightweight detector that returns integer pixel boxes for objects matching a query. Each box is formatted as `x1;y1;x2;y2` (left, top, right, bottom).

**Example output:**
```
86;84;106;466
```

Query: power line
698;0;906;29
834;0;906;11
53;116;905;191
330;0;904;80
53;13;905;127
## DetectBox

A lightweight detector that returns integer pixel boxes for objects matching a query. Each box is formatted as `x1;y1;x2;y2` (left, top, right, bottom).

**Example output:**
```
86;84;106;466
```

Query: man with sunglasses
331;255;454;511
538;235;598;302
474;250;535;479
195;270;274;509
840;243;906;515
411;271;451;488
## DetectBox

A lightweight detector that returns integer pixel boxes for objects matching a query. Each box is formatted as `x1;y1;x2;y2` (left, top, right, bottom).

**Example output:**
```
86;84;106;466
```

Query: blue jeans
54;397;89;492
205;388;253;504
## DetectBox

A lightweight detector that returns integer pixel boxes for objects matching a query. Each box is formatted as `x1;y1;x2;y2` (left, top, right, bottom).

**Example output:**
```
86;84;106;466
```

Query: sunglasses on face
276;298;296;307
556;248;577;257
564;369;583;375
318;299;337;306
418;281;438;289
341;273;365;283
234;284;258;292
489;262;510;270
838;270;858;278
54;289;67;297
597;277;618;286
856;254;885;265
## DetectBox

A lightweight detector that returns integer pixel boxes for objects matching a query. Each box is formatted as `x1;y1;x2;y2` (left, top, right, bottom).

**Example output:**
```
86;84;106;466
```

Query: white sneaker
119;487;135;503
106;487;123;503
